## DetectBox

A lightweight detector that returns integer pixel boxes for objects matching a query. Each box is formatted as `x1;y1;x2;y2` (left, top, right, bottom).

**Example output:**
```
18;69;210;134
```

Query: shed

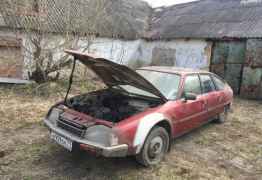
145;0;262;99
0;0;262;99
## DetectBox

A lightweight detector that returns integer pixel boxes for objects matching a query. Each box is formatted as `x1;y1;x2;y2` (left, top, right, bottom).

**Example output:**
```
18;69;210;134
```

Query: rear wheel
215;106;229;124
136;127;169;167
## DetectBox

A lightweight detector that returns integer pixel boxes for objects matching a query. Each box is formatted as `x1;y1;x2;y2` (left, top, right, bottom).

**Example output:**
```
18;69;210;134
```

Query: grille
57;116;86;137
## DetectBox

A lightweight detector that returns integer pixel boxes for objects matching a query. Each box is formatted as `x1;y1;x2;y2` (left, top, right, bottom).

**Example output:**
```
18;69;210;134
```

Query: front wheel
135;127;170;167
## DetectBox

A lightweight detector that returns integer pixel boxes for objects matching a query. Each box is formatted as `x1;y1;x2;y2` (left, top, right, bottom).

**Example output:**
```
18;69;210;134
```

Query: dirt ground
0;84;262;180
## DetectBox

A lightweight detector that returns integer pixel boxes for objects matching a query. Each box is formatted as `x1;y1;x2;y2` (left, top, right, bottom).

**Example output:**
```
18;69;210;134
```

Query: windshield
118;70;181;100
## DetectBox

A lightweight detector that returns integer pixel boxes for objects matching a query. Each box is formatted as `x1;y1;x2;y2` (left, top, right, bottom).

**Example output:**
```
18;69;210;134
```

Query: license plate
50;132;73;151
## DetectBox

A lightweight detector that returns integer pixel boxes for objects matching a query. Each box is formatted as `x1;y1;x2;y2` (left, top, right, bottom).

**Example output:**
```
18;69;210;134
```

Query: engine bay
66;89;161;123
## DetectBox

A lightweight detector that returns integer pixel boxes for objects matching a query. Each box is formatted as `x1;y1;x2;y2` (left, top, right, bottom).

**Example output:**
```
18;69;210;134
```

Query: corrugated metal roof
1;0;262;40
0;0;152;40
147;0;262;39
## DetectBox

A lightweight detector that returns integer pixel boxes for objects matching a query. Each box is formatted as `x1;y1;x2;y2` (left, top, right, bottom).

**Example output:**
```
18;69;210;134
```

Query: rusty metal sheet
240;67;262;100
204;42;213;70
245;39;262;68
211;42;228;65
211;63;242;94
224;64;243;94
227;41;246;64
210;64;225;78
211;41;246;94
212;41;246;65
151;48;175;66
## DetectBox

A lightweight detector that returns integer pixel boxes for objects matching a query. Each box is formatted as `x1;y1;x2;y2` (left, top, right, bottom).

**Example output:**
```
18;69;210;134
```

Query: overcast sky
143;0;198;7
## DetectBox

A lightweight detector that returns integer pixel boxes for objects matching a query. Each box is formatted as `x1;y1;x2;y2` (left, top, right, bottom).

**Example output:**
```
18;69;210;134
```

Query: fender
133;113;172;154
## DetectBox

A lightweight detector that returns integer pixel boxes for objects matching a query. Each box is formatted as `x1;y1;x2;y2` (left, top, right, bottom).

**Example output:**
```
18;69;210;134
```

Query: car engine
67;89;160;123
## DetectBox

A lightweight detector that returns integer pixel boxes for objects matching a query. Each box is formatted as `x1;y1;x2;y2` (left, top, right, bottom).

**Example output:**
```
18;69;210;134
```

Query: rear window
200;74;216;93
212;75;226;90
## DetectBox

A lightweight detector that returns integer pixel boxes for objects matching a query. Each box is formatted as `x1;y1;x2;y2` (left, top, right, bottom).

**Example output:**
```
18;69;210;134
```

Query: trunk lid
65;50;167;102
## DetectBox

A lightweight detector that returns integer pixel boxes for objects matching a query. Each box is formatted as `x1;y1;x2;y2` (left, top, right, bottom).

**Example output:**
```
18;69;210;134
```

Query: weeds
0;86;262;179
0;79;100;130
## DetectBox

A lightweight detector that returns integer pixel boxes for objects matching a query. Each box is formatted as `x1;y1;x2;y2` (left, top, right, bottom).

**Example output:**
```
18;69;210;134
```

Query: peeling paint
245;39;262;68
151;48;175;66
79;38;211;70
211;41;246;94
139;39;211;70
240;39;262;99
240;67;262;99
204;42;213;69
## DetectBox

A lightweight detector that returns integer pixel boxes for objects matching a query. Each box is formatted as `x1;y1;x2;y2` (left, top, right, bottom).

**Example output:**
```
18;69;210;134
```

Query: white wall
0;30;212;80
86;38;211;70
27;37;212;78
139;39;211;69
78;38;143;65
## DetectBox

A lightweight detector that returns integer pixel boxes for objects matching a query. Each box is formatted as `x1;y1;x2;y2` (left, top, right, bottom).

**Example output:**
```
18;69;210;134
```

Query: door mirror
183;92;197;101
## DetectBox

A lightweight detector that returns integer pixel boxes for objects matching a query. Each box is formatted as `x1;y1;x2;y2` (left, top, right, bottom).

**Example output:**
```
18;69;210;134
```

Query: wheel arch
133;113;172;154
155;121;172;138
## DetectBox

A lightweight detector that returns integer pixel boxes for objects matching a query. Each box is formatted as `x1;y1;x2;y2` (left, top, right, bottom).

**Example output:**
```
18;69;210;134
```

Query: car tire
72;142;84;155
135;126;170;167
215;106;229;124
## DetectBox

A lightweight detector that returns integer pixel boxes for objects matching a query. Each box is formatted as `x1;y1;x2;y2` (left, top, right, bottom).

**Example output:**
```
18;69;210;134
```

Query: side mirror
183;92;197;102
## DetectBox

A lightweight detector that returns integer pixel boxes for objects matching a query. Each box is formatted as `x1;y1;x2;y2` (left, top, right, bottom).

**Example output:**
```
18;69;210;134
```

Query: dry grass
0;85;262;180
0;80;99;130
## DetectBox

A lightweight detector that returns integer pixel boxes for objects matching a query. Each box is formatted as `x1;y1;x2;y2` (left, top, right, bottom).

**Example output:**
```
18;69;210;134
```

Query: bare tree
1;0;109;83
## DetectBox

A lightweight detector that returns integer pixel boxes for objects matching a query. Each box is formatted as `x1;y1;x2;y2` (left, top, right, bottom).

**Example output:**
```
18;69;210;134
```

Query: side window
200;74;216;93
184;75;202;95
212;75;225;90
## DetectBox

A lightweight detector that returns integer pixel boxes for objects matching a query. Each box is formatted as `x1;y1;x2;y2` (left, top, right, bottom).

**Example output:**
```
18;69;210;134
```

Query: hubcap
148;136;164;159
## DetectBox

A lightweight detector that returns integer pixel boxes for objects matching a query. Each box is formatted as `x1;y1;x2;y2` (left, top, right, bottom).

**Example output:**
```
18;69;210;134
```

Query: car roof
138;66;211;76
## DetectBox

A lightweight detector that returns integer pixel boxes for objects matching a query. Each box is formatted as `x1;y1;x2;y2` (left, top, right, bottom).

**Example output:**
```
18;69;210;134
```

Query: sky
143;0;198;7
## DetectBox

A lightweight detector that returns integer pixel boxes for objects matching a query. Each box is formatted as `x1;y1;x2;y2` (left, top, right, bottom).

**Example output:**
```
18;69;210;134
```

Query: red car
44;50;233;166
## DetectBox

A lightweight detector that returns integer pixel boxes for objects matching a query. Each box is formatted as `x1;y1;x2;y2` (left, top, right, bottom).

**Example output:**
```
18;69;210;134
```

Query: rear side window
212;75;225;90
200;74;216;93
184;75;202;95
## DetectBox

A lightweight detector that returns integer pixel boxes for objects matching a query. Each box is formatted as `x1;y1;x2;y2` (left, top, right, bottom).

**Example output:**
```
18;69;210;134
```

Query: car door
199;74;220;118
211;75;227;114
171;74;208;136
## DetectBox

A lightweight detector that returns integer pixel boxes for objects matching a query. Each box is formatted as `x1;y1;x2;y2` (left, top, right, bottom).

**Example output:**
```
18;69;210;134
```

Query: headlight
47;108;62;125
85;125;119;147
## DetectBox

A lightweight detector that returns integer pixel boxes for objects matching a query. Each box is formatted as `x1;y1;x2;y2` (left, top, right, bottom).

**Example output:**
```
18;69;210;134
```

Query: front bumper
43;119;128;157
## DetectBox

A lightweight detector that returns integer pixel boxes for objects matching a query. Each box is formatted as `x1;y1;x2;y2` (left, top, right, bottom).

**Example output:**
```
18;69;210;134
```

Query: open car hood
65;50;167;102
